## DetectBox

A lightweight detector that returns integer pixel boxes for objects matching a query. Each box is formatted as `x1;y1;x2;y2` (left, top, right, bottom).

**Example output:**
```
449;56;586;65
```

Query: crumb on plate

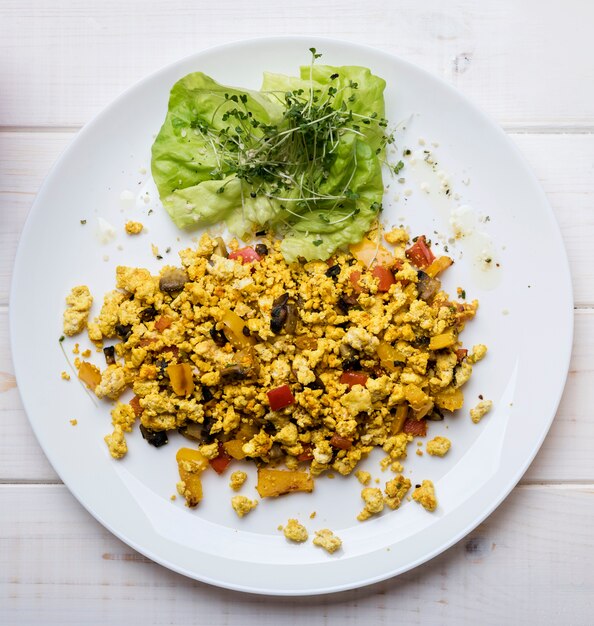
231;495;258;518
283;518;308;543
470;399;493;424
125;221;144;235
357;487;385;521
313;529;342;554
426;436;451;457
412;479;437;512
229;470;248;491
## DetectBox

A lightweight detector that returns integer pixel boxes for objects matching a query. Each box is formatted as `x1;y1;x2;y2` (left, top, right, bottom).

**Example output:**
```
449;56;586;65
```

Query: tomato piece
228;247;262;264
129;395;143;417
209;445;232;475
339;371;369;388
267;384;296;411
349;270;363;293
371;266;396;292
402;418;428;437
330;434;352;450
405;236;436;269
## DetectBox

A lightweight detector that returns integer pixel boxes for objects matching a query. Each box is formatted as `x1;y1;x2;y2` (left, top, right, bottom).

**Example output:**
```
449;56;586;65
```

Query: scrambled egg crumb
310;511;317;519
384;475;411;510
415;449;423;456
384;227;409;244
357;487;385;521
412;480;438;512
470;399;493;423
61;371;71;381
231;495;258;518
313;529;342;554
69;419;77;426
104;425;127;459
283;518;308;543
81;349;92;358
63;286;93;336
468;344;488;364
125;221;144;235
229;470;248;491
426;436;451;456
355;470;371;485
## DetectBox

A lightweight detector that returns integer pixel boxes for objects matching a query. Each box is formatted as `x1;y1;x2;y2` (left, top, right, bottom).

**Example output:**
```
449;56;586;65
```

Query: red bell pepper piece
349;270;363;293
339;371;369;388
297;445;314;462
402;418;428;437
209;444;232;475
330;434;353;450
228;247;262;264
371;265;396;292
267;384;296;411
405;236;436;269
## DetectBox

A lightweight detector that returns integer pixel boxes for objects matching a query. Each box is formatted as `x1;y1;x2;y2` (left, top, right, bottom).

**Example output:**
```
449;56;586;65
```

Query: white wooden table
2;2;593;623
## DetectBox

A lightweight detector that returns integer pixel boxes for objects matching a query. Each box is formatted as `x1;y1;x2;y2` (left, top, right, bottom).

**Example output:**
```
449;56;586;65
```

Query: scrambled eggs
65;227;485;528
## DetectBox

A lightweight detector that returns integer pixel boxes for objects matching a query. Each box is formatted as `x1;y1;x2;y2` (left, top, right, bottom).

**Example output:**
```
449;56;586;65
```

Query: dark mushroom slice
201;385;214;402
340;343;362;370
139;305;158;322
255;243;268;256
337;294;358;315
178;422;206;442
270;304;288;333
220;364;251;382
267;443;284;460
427;407;445;421
159;268;188;293
139;424;168;447
103;345;116;365
272;293;290;308
306;376;325;391
114;324;132;341
325;264;341;279
416;270;441;301
155;359;169;381
210;326;228;347
284;303;298;334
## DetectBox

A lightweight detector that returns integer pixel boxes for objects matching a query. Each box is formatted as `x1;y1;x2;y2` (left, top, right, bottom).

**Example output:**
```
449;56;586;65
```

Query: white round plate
10;37;573;595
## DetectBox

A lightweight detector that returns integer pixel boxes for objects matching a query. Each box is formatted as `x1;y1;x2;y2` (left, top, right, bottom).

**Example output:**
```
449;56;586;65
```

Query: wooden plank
0;483;592;624
1;131;594;306
1;306;592;483
0;132;74;306
0;0;593;128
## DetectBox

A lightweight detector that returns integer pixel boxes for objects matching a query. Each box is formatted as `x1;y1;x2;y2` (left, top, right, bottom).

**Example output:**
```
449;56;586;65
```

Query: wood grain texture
1;0;593;128
1;484;592;625
2;132;593;305
2;3;593;620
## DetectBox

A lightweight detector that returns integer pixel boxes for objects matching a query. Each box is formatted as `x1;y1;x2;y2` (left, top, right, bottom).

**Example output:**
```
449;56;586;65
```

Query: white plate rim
9;35;574;595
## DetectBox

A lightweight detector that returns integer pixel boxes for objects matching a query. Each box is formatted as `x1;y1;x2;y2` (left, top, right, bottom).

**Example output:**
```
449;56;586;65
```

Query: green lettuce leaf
151;62;389;261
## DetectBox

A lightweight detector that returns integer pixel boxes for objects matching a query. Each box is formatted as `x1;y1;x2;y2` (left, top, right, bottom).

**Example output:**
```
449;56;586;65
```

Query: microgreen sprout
186;51;394;231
